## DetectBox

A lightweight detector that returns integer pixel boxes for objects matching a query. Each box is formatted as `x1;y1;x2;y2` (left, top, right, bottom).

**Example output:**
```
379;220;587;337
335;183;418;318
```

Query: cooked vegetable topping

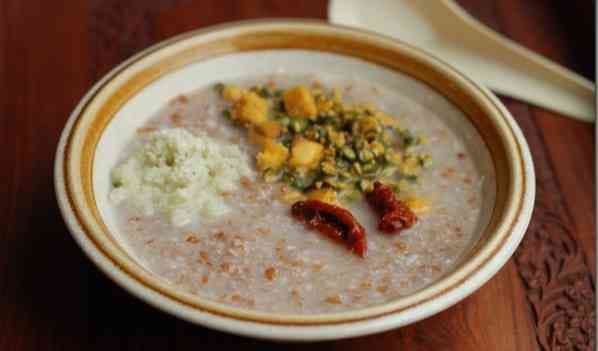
291;200;367;257
216;82;431;204
403;196;430;214
233;91;269;126
213;81;433;256
283;86;318;119
256;139;288;172
222;85;243;102
288;137;324;170
366;181;417;234
307;188;339;205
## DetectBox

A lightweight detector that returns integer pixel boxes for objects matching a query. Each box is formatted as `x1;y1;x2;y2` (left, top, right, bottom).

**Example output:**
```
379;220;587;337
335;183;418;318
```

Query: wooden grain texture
0;1;594;350
492;0;596;277
0;2;92;350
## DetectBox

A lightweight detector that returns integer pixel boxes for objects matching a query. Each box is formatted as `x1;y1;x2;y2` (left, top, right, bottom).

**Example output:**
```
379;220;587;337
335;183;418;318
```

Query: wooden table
1;1;594;350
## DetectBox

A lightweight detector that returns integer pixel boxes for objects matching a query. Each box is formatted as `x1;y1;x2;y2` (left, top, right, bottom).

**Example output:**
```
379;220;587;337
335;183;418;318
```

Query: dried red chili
366;181;417;233
291;200;367;257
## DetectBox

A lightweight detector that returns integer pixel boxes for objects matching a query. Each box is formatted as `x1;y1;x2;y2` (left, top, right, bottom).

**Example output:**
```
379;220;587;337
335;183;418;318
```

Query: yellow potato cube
222;85;243;102
256;140;288;171
255;120;282;138
234;91;268;125
288;137;324;169
283;86;317;119
280;189;306;204
403;197;430;214
307;188;339;205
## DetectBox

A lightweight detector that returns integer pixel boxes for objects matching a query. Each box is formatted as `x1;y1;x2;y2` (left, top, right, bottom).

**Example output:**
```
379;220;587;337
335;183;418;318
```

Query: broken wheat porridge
109;74;495;314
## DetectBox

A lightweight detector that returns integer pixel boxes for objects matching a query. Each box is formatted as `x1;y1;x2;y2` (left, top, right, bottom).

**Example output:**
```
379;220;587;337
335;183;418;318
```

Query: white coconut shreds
109;128;253;227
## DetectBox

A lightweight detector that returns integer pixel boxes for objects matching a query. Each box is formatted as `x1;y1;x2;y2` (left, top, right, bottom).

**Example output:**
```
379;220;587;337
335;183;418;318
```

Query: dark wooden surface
0;1;595;350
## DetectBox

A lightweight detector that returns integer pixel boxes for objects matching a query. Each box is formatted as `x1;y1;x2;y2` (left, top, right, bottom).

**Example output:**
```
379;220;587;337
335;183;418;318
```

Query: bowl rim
54;19;535;340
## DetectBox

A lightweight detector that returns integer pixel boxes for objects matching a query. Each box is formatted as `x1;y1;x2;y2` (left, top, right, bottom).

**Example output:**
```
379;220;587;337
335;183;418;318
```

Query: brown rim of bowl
60;19;528;325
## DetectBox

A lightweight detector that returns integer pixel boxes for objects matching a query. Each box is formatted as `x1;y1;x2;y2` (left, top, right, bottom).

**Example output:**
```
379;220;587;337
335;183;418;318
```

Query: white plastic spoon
329;0;595;122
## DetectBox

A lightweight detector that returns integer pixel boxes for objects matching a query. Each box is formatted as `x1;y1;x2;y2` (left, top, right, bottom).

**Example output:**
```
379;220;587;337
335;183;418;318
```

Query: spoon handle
441;0;595;122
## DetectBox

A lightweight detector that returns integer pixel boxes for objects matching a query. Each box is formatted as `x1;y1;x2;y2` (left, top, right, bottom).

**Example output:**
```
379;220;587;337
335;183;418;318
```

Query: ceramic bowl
54;20;534;341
